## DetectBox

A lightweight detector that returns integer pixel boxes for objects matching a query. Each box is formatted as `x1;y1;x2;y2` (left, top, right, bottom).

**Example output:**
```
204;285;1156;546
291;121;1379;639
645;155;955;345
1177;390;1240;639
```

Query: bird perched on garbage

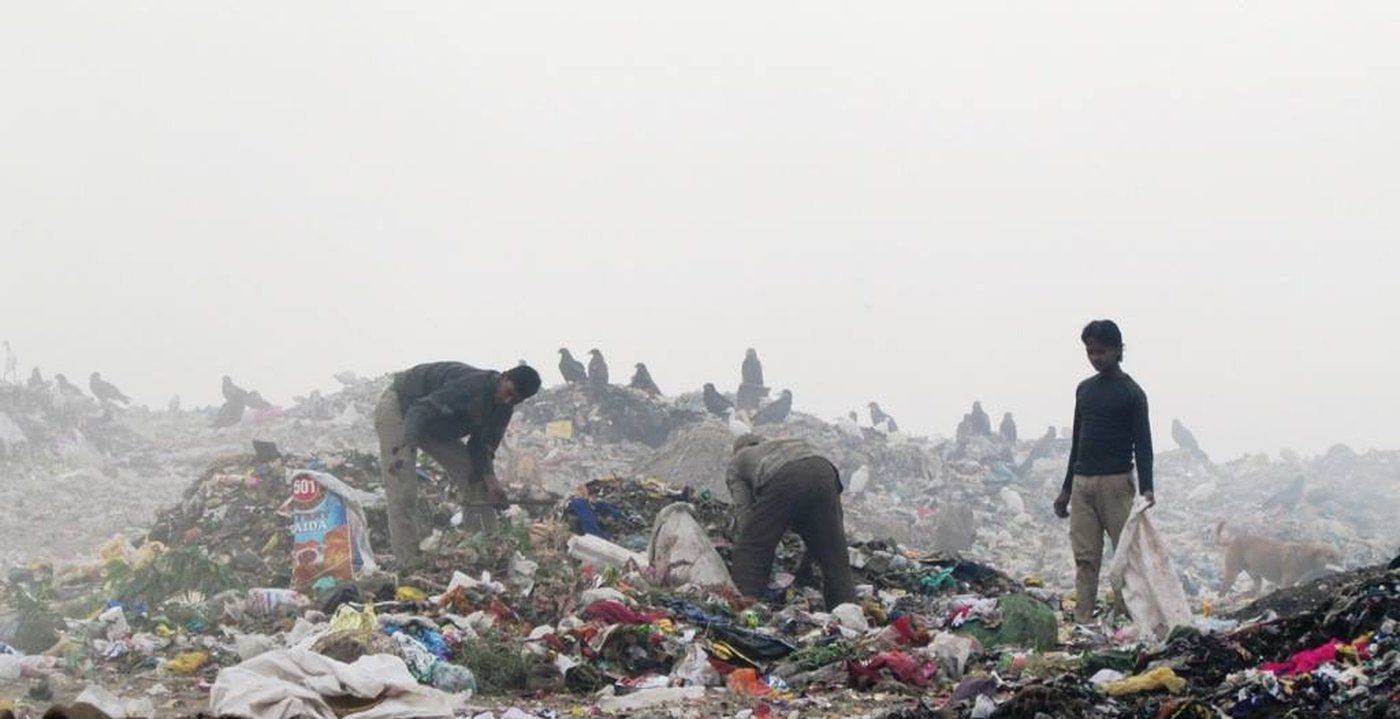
1172;419;1207;460
2;341;16;384
245;390;273;411
703;383;733;417
868;402;898;432
1000;412;1018;444
753;389;793;425
167;395;181;413
54;373;85;399
741;348;764;387
27;367;48;392
587;349;609;386
629;362;661;396
969;401;992;436
222;375;249;403
558;349;587;385
210;398;245;427
89;372;131;405
1263;476;1306;512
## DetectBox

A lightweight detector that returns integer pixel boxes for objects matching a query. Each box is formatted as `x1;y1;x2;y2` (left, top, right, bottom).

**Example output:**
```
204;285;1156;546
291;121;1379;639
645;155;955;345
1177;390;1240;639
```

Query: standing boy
1053;320;1154;624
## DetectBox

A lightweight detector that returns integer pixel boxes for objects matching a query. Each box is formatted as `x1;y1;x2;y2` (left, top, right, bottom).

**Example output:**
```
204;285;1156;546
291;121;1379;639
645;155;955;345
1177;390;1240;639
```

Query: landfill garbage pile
4;368;1400;716
5;436;1395;718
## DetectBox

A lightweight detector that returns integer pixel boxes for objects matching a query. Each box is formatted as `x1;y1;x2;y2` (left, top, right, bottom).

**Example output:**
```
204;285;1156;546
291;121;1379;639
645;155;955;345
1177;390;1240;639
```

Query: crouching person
726;434;856;610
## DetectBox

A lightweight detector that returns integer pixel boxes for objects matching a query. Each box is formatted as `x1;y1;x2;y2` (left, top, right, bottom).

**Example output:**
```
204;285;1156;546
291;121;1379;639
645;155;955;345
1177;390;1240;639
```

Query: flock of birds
2;339;1216;457
554;346;900;431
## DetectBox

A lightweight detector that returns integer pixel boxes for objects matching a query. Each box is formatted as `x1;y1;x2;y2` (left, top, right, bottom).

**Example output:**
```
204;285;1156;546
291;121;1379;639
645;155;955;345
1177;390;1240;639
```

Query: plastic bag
1107;501;1192;640
646;502;734;588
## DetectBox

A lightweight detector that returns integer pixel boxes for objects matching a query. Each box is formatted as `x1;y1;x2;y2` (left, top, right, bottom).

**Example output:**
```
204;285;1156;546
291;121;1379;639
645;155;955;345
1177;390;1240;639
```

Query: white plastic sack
998;487;1024;516
73;685;156;719
846;466;871;495
647;502;734;588
1107;501;1192;640
209;648;454;719
669;642;722;687
567;534;646;570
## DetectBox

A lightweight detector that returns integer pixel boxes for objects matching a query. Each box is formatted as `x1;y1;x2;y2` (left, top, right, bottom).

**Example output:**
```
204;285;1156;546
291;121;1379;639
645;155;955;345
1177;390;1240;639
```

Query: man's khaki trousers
375;389;498;569
1069;472;1134;624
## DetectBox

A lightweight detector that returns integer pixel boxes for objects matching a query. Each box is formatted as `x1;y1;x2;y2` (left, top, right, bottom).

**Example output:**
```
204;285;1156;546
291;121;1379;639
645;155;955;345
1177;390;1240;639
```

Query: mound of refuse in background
2;438;1397;718
4;367;1400;716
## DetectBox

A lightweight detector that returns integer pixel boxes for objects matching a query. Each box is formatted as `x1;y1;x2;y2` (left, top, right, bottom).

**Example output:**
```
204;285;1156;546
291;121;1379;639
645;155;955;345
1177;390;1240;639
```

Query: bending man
375;361;541;568
727;434;855;610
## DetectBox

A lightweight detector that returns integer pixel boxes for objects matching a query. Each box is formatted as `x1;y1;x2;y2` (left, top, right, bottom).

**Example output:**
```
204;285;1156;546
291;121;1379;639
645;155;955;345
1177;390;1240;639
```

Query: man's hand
1053;490;1071;519
1141;491;1155;510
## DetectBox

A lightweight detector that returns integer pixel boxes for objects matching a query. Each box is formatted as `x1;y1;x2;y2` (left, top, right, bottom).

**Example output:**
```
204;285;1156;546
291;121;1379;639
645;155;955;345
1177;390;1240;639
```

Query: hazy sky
3;3;1398;461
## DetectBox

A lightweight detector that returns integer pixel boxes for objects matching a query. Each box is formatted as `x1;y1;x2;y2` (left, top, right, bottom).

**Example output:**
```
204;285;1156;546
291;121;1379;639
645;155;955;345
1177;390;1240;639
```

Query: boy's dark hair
504;365;543;398
1081;319;1123;348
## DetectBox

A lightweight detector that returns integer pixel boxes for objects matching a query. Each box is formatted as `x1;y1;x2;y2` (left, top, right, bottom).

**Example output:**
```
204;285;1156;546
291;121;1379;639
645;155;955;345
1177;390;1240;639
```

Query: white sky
3;2;1398;460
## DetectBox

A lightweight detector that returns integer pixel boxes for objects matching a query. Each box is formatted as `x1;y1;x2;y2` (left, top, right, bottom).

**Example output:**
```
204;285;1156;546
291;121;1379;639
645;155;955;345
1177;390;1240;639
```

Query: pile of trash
4;438;1395;717
4;367;1400;716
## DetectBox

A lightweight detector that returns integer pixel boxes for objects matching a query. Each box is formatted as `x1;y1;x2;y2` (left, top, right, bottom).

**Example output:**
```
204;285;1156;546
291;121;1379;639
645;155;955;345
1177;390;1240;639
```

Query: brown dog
1216;521;1341;596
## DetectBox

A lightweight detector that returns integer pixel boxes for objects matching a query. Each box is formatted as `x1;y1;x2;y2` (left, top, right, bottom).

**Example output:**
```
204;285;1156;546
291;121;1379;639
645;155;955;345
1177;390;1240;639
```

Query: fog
4;2;1399;459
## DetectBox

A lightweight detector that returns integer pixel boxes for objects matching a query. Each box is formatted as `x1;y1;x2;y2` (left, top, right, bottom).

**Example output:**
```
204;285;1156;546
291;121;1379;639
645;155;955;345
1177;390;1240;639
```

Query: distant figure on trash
375;361;541;568
1053;320;1155;625
703;383;733;417
27;368;48;392
969;401;992;437
737;348;768;411
2;341;16;384
1000;412;1018;444
89;372;131;406
742;348;764;388
587;349;609;386
868;402;898;432
54;373;85;400
558;349;587;385
628;362;661;396
727;434;855;610
1171;418;1208;462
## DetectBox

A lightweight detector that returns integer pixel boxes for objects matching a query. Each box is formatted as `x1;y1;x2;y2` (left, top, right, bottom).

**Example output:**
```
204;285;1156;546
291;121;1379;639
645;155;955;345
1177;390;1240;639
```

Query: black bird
1000;412;1018;444
587;349;609;386
741;348;764;387
629;363;661;396
89;372;131;405
210;397;245;428
1172;419;1206;459
27;368;48;391
245;390;273;411
969;401;992;436
222;375;249;404
752;389;793;426
54;374;85;399
868;402;898;431
847;410;859;423
702;383;733;417
558;349;587;385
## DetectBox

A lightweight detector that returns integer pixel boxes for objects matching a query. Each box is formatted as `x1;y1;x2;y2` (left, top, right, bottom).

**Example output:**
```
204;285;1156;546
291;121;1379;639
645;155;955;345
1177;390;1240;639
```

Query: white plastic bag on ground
846;466;871;495
647;502;734;588
209;648;454;719
1108;501;1192;640
669;643;722;687
998;487;1024;516
73;685;156;719
567;534;646;570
